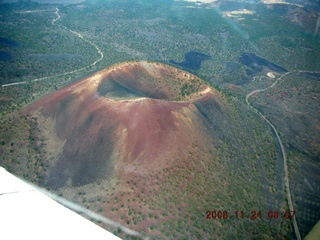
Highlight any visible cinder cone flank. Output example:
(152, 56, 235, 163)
(25, 61, 216, 189)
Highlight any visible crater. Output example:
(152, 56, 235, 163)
(98, 79, 146, 101)
(94, 61, 211, 102)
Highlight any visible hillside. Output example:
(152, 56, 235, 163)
(1, 61, 291, 239)
(24, 61, 214, 189)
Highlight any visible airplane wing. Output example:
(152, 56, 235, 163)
(0, 167, 121, 240)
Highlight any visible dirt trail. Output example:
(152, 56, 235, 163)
(2, 8, 104, 88)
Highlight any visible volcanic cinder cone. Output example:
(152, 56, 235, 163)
(25, 61, 219, 189)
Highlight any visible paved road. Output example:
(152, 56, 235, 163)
(246, 72, 301, 240)
(0, 7, 303, 239)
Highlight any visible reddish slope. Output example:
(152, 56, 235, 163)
(25, 61, 215, 189)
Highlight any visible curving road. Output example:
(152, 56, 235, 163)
(0, 7, 303, 239)
(1, 8, 104, 88)
(246, 72, 301, 240)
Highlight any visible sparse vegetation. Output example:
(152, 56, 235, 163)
(0, 1, 319, 239)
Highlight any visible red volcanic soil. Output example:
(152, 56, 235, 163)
(25, 61, 215, 189)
